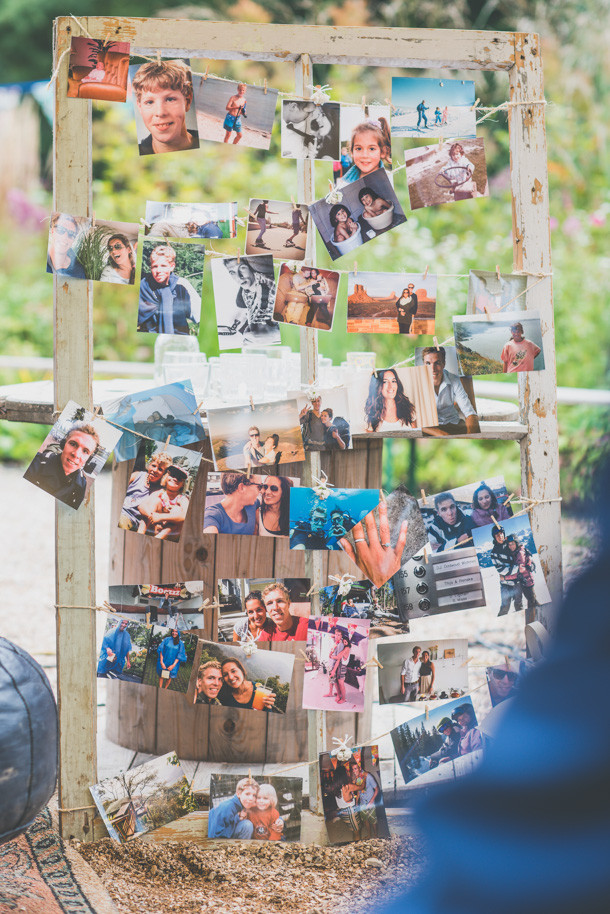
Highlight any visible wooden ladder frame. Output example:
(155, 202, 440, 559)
(52, 16, 561, 839)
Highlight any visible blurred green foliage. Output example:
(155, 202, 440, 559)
(1, 1, 609, 508)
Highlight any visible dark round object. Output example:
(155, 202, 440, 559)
(0, 638, 58, 845)
(416, 582, 429, 595)
(413, 565, 426, 578)
(418, 598, 431, 612)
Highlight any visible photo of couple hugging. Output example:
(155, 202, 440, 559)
(193, 638, 294, 712)
(228, 582, 309, 643)
(203, 472, 295, 537)
(320, 746, 389, 844)
(208, 774, 302, 841)
(274, 263, 338, 330)
(299, 395, 350, 451)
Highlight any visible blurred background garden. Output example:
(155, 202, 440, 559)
(0, 0, 608, 517)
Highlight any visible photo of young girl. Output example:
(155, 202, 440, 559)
(310, 169, 407, 261)
(405, 138, 489, 209)
(336, 106, 392, 187)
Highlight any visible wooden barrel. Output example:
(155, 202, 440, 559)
(105, 437, 383, 761)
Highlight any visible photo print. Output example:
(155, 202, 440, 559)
(467, 270, 528, 315)
(210, 254, 280, 350)
(145, 200, 238, 239)
(281, 100, 340, 160)
(192, 639, 295, 712)
(414, 345, 481, 437)
(310, 169, 407, 261)
(67, 37, 130, 102)
(46, 212, 90, 280)
(453, 311, 545, 376)
(46, 213, 140, 284)
(336, 104, 392, 187)
(377, 638, 469, 705)
(129, 59, 199, 156)
(108, 582, 205, 630)
(90, 752, 194, 844)
(207, 398, 305, 472)
(319, 745, 389, 844)
(393, 547, 486, 620)
(418, 476, 514, 553)
(486, 660, 530, 707)
(303, 618, 370, 713)
(319, 578, 411, 638)
(217, 578, 310, 643)
(203, 472, 300, 538)
(23, 399, 121, 511)
(391, 77, 476, 139)
(347, 270, 436, 335)
(101, 380, 206, 462)
(289, 487, 380, 551)
(192, 75, 278, 149)
(293, 388, 352, 452)
(117, 438, 203, 543)
(138, 239, 204, 336)
(340, 484, 428, 587)
(274, 263, 339, 331)
(391, 697, 483, 795)
(97, 617, 198, 694)
(208, 774, 302, 841)
(246, 199, 310, 260)
(347, 365, 438, 434)
(404, 138, 489, 209)
(471, 513, 552, 617)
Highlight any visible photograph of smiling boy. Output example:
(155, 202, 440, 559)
(453, 311, 545, 376)
(46, 212, 90, 279)
(130, 59, 199, 156)
(217, 578, 310, 643)
(138, 240, 204, 336)
(192, 639, 295, 713)
(192, 76, 278, 150)
(336, 105, 392, 187)
(24, 399, 121, 510)
(209, 774, 303, 842)
(281, 100, 341, 160)
(414, 346, 481, 437)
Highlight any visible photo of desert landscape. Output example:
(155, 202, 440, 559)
(347, 271, 436, 334)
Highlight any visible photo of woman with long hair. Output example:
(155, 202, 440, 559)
(470, 482, 513, 527)
(100, 233, 137, 285)
(256, 475, 293, 537)
(364, 368, 417, 432)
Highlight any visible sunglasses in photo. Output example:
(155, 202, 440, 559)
(491, 669, 519, 683)
(262, 483, 280, 492)
(167, 467, 188, 480)
(54, 224, 77, 239)
(108, 241, 127, 251)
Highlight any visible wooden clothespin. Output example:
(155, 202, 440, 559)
(420, 488, 427, 505)
(353, 261, 358, 277)
(384, 97, 397, 114)
(237, 247, 240, 264)
(165, 434, 171, 449)
(192, 400, 203, 415)
(299, 649, 309, 661)
(264, 78, 268, 95)
(471, 97, 480, 111)
(379, 488, 387, 504)
(92, 405, 101, 419)
(423, 264, 429, 280)
(249, 395, 255, 411)
(505, 655, 511, 669)
(203, 64, 209, 81)
(483, 305, 491, 320)
(423, 550, 429, 565)
(291, 195, 295, 205)
(433, 336, 440, 350)
(156, 50, 161, 64)
(361, 95, 366, 112)
(246, 461, 252, 479)
(328, 178, 334, 192)
(460, 656, 474, 667)
(491, 514, 501, 530)
(425, 704, 429, 720)
(248, 767, 252, 779)
(495, 264, 501, 281)
(366, 656, 383, 670)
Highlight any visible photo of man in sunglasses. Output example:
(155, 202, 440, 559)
(486, 661, 525, 706)
(46, 212, 87, 278)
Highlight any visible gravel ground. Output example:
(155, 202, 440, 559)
(78, 835, 424, 914)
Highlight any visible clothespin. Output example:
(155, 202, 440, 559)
(460, 656, 474, 667)
(305, 583, 318, 597)
(471, 97, 481, 111)
(92, 405, 101, 419)
(101, 600, 116, 614)
(248, 767, 252, 779)
(249, 395, 255, 411)
(433, 336, 440, 350)
(91, 211, 96, 229)
(156, 50, 161, 64)
(291, 195, 295, 205)
(496, 264, 501, 281)
(312, 470, 334, 500)
(299, 649, 309, 661)
(384, 97, 397, 114)
(237, 247, 240, 264)
(328, 178, 334, 193)
(264, 78, 267, 95)
(425, 704, 429, 720)
(483, 305, 491, 320)
(423, 264, 429, 280)
(420, 488, 428, 505)
(366, 656, 384, 670)
(165, 434, 171, 449)
(353, 261, 358, 277)
(242, 640, 257, 657)
(246, 460, 252, 479)
(192, 400, 203, 415)
(379, 488, 387, 504)
(491, 514, 501, 530)
(505, 655, 511, 669)
(361, 95, 366, 112)
(423, 550, 429, 565)
(203, 64, 209, 80)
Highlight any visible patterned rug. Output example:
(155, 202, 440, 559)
(0, 807, 117, 914)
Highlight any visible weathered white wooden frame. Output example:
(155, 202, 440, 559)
(53, 16, 561, 838)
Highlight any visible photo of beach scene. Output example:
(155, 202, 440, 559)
(347, 271, 436, 334)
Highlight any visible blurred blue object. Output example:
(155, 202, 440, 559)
(383, 497, 610, 913)
(0, 639, 58, 844)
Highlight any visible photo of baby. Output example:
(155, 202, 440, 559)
(208, 774, 302, 841)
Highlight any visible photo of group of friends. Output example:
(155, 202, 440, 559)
(90, 752, 194, 844)
(294, 389, 352, 451)
(289, 487, 380, 551)
(203, 472, 299, 538)
(347, 366, 438, 434)
(67, 37, 130, 102)
(319, 745, 389, 845)
(246, 199, 309, 260)
(209, 774, 302, 841)
(303, 618, 370, 713)
(192, 75, 279, 149)
(419, 476, 514, 553)
(101, 380, 206, 463)
(137, 239, 204, 336)
(453, 311, 545, 375)
(130, 60, 200, 156)
(108, 582, 205, 629)
(392, 547, 486, 620)
(217, 578, 310, 643)
(118, 439, 202, 543)
(391, 696, 483, 792)
(23, 400, 121, 511)
(347, 270, 436, 335)
(97, 617, 197, 694)
(145, 200, 238, 239)
(404, 137, 489, 210)
(207, 397, 305, 471)
(310, 169, 407, 260)
(334, 105, 392, 188)
(210, 253, 280, 350)
(281, 100, 341, 160)
(340, 484, 428, 588)
(274, 263, 339, 330)
(46, 213, 139, 284)
(413, 346, 481, 437)
(391, 77, 477, 139)
(377, 638, 469, 705)
(467, 269, 528, 315)
(193, 639, 294, 713)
